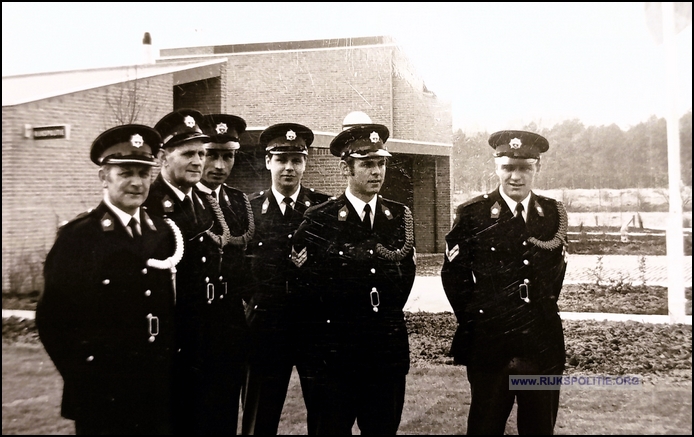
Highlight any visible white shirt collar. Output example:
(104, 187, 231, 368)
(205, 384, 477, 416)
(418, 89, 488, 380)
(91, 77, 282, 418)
(163, 177, 193, 202)
(345, 189, 377, 220)
(271, 186, 300, 210)
(196, 182, 220, 200)
(272, 186, 301, 205)
(499, 189, 531, 219)
(103, 195, 140, 227)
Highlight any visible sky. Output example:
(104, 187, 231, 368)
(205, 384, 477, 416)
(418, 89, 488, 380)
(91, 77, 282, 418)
(2, 2, 692, 133)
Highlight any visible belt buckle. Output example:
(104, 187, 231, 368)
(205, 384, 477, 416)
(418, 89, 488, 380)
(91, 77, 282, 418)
(519, 283, 530, 303)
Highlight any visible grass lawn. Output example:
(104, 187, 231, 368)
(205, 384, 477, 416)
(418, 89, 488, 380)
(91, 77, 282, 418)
(3, 340, 691, 435)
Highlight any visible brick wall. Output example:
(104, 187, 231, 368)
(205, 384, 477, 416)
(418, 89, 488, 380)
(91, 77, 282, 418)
(2, 76, 173, 291)
(174, 77, 222, 114)
(3, 38, 453, 291)
(177, 47, 396, 132)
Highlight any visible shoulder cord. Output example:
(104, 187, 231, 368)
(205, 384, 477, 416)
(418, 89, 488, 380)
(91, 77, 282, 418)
(204, 193, 231, 248)
(527, 201, 568, 251)
(146, 218, 184, 270)
(228, 193, 255, 246)
(375, 206, 415, 262)
(205, 193, 255, 247)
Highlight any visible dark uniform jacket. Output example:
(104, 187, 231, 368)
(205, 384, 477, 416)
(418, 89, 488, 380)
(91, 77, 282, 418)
(244, 186, 331, 360)
(36, 202, 177, 432)
(292, 194, 417, 375)
(441, 188, 569, 372)
(144, 175, 249, 433)
(194, 183, 255, 324)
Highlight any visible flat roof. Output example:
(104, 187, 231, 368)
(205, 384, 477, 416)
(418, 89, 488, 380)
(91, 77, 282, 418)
(2, 59, 226, 107)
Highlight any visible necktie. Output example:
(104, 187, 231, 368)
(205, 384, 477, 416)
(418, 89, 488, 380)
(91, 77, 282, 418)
(362, 204, 372, 230)
(515, 202, 525, 223)
(128, 217, 140, 239)
(282, 197, 293, 218)
(183, 195, 196, 223)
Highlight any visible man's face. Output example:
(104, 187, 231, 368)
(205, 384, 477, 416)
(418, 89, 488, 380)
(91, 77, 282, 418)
(201, 148, 236, 189)
(159, 140, 206, 189)
(265, 153, 306, 194)
(495, 158, 540, 202)
(99, 164, 152, 215)
(343, 157, 387, 200)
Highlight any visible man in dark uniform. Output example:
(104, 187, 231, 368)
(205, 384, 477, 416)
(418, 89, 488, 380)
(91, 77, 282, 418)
(441, 130, 569, 435)
(291, 123, 417, 435)
(242, 123, 331, 435)
(144, 108, 235, 434)
(194, 113, 255, 434)
(36, 124, 181, 435)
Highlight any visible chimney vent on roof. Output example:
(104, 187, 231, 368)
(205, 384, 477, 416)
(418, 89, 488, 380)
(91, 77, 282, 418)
(142, 32, 154, 65)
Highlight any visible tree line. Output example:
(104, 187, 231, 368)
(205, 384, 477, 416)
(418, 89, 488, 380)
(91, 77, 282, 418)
(451, 111, 692, 193)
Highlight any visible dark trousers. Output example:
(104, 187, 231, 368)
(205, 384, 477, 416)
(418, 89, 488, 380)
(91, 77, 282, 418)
(75, 418, 173, 435)
(241, 360, 317, 435)
(312, 369, 407, 435)
(174, 361, 246, 435)
(466, 359, 561, 435)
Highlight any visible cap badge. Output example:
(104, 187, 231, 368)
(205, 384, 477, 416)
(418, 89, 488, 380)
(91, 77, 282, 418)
(183, 115, 196, 128)
(370, 131, 380, 143)
(286, 130, 297, 141)
(216, 122, 228, 135)
(509, 138, 522, 149)
(130, 134, 144, 148)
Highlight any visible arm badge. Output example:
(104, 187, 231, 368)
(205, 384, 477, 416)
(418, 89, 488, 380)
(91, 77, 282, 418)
(445, 242, 459, 262)
(291, 246, 308, 267)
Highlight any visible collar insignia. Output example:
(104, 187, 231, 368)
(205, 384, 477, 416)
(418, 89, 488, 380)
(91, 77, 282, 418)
(338, 206, 349, 221)
(490, 201, 501, 218)
(162, 196, 174, 213)
(535, 203, 544, 217)
(100, 213, 115, 232)
(262, 197, 270, 214)
(142, 211, 156, 231)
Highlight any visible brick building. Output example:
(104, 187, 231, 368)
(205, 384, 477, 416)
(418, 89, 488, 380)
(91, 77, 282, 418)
(2, 35, 452, 292)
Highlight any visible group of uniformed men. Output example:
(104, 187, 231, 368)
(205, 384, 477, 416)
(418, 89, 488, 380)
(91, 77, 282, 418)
(36, 107, 568, 435)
